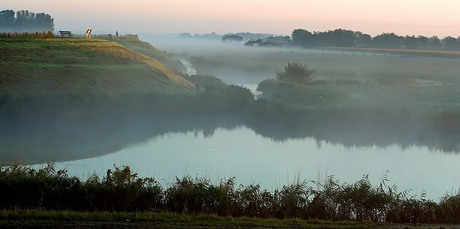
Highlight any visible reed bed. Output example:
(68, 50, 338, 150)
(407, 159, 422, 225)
(0, 164, 459, 224)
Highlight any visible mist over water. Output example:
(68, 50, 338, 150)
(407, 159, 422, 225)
(55, 127, 458, 202)
(2, 33, 460, 202)
(130, 35, 460, 200)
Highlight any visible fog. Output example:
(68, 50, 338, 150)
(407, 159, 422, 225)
(2, 34, 460, 163)
(2, 33, 460, 202)
(141, 34, 460, 109)
(140, 34, 275, 86)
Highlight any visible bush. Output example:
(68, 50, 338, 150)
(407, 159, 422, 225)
(276, 62, 314, 84)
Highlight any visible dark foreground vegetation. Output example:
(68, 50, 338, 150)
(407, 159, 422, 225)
(0, 164, 459, 225)
(0, 210, 375, 229)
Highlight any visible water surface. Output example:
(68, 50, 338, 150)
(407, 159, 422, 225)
(56, 126, 459, 202)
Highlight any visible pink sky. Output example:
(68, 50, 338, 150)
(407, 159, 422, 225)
(3, 0, 460, 37)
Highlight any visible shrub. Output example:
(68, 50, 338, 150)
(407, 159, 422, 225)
(276, 62, 314, 84)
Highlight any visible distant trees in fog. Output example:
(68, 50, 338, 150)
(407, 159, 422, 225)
(244, 35, 291, 47)
(179, 32, 221, 40)
(222, 34, 243, 43)
(292, 29, 369, 48)
(0, 9, 54, 32)
(291, 28, 460, 50)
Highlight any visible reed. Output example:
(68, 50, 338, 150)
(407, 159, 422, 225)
(1, 164, 459, 224)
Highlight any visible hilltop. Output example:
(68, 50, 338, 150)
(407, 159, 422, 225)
(0, 36, 195, 96)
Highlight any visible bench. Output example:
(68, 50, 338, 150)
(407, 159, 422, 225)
(59, 31, 72, 37)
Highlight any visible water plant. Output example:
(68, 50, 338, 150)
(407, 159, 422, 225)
(1, 164, 459, 224)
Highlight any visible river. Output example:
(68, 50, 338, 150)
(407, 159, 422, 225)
(13, 35, 460, 202)
(54, 126, 459, 202)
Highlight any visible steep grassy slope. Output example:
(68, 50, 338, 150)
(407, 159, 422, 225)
(115, 36, 186, 72)
(0, 38, 195, 96)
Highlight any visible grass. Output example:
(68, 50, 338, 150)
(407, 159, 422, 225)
(257, 78, 460, 112)
(115, 36, 186, 72)
(0, 37, 195, 96)
(0, 210, 376, 228)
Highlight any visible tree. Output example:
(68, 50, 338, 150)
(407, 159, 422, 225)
(293, 29, 363, 48)
(276, 62, 314, 84)
(353, 32, 372, 47)
(442, 36, 459, 50)
(291, 29, 314, 47)
(15, 10, 33, 30)
(372, 33, 405, 48)
(222, 34, 243, 43)
(428, 36, 442, 50)
(331, 29, 355, 47)
(179, 32, 193, 38)
(290, 27, 460, 51)
(0, 9, 54, 32)
(416, 36, 429, 49)
(0, 10, 15, 28)
(244, 39, 263, 46)
(34, 13, 54, 31)
(404, 35, 417, 49)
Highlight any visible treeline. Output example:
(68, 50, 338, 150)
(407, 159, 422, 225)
(221, 34, 243, 42)
(0, 9, 54, 32)
(1, 164, 459, 224)
(292, 28, 460, 50)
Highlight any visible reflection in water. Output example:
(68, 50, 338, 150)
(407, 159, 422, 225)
(2, 110, 460, 201)
(2, 109, 460, 164)
(56, 126, 459, 202)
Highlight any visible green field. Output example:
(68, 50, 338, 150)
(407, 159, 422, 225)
(0, 37, 194, 96)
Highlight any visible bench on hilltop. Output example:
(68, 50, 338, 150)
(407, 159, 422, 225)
(59, 31, 72, 37)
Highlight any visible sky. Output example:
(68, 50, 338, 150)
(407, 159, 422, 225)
(3, 0, 460, 37)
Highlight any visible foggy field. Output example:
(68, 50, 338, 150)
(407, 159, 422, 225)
(143, 35, 460, 111)
(142, 36, 460, 82)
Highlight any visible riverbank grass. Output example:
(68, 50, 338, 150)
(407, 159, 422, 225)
(0, 209, 376, 228)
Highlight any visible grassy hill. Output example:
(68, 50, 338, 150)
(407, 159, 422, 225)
(0, 37, 195, 96)
(115, 36, 186, 72)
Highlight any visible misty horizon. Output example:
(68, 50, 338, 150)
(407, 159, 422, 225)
(3, 0, 460, 38)
(2, 1, 460, 224)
